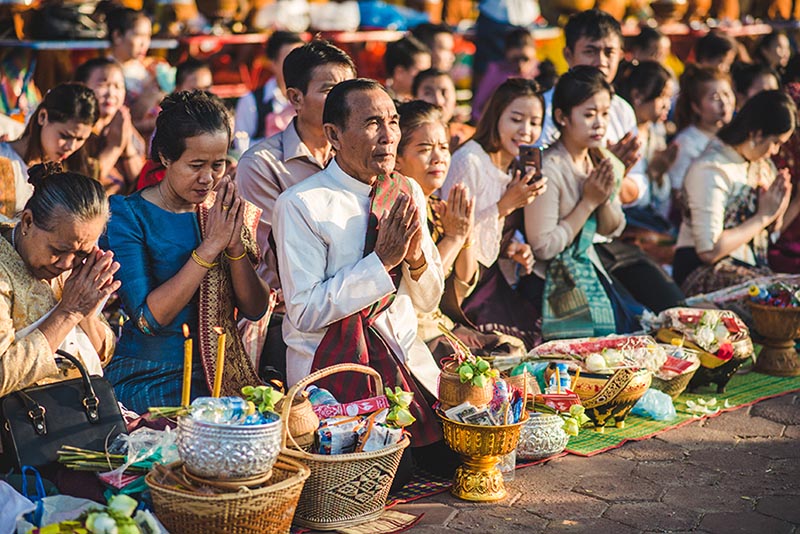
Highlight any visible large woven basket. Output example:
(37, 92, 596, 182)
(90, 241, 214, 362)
(145, 456, 310, 534)
(282, 363, 410, 531)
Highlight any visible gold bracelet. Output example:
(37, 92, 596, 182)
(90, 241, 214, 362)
(462, 239, 474, 250)
(224, 249, 248, 261)
(408, 257, 428, 277)
(191, 249, 218, 269)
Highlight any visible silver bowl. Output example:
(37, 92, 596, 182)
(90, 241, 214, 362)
(177, 413, 282, 479)
(517, 413, 569, 460)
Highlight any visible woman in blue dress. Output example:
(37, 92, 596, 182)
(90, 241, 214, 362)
(102, 91, 268, 413)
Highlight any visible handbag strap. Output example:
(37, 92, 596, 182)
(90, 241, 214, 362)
(14, 349, 102, 436)
(15, 350, 102, 434)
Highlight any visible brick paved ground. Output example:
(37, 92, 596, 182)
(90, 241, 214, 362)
(396, 392, 800, 533)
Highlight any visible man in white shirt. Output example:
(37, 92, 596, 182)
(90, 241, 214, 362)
(273, 79, 445, 446)
(236, 40, 356, 376)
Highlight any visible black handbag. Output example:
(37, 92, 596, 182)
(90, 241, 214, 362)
(0, 350, 126, 471)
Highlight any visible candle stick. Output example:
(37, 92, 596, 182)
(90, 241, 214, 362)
(554, 366, 561, 394)
(571, 367, 581, 392)
(212, 326, 226, 398)
(181, 324, 192, 407)
(117, 314, 125, 340)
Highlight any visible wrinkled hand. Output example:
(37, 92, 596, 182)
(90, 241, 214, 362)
(758, 169, 791, 224)
(441, 183, 475, 241)
(505, 242, 534, 275)
(201, 178, 241, 258)
(648, 143, 679, 186)
(374, 194, 420, 271)
(59, 248, 121, 319)
(497, 169, 548, 217)
(583, 157, 615, 208)
(608, 132, 641, 172)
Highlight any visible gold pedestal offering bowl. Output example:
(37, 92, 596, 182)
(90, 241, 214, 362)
(439, 411, 528, 502)
(569, 368, 652, 432)
(749, 302, 800, 377)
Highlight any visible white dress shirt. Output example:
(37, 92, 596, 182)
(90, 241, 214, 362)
(273, 158, 445, 394)
(440, 140, 511, 267)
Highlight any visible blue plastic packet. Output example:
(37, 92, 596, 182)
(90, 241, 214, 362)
(631, 389, 677, 421)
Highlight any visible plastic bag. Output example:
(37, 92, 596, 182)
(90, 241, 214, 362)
(106, 427, 179, 487)
(631, 389, 677, 421)
(0, 481, 34, 534)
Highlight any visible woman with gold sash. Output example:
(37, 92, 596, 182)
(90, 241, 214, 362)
(0, 163, 118, 398)
(102, 91, 267, 413)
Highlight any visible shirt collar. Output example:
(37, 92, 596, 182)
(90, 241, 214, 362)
(283, 119, 323, 167)
(326, 158, 374, 197)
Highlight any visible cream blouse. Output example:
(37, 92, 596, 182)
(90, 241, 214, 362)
(441, 140, 511, 268)
(0, 233, 115, 397)
(524, 141, 627, 279)
(676, 138, 775, 265)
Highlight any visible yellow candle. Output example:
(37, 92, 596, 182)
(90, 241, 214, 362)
(554, 366, 561, 394)
(181, 324, 192, 407)
(212, 327, 226, 398)
(571, 367, 581, 392)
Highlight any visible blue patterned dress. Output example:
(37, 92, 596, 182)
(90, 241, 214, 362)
(101, 192, 210, 413)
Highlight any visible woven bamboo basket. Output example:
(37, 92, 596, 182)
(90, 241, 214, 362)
(145, 456, 310, 534)
(276, 394, 319, 450)
(281, 363, 410, 531)
(651, 346, 702, 400)
(438, 360, 494, 410)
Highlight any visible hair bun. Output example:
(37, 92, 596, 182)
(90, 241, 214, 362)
(27, 162, 63, 188)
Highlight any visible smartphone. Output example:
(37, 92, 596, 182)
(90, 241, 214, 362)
(513, 144, 543, 183)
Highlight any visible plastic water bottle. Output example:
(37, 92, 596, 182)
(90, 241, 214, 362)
(190, 397, 250, 424)
(306, 385, 338, 407)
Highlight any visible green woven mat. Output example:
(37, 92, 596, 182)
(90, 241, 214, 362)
(565, 370, 800, 456)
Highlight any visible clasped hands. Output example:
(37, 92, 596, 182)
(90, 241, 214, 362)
(374, 194, 425, 274)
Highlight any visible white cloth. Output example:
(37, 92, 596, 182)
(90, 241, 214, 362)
(667, 125, 712, 190)
(273, 158, 445, 394)
(440, 140, 510, 267)
(0, 142, 30, 216)
(234, 78, 290, 147)
(626, 122, 671, 213)
(0, 481, 33, 534)
(14, 303, 105, 377)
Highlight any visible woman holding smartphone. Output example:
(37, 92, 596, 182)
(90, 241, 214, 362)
(440, 78, 547, 346)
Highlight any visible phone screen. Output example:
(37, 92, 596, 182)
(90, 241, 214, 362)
(517, 145, 543, 183)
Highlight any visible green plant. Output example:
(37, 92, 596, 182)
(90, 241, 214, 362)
(456, 356, 499, 388)
(241, 385, 284, 414)
(438, 324, 498, 387)
(384, 386, 416, 428)
(560, 404, 590, 436)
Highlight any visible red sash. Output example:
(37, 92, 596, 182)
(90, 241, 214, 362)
(310, 172, 442, 447)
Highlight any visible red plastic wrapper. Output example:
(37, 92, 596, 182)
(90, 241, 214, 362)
(312, 395, 391, 419)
